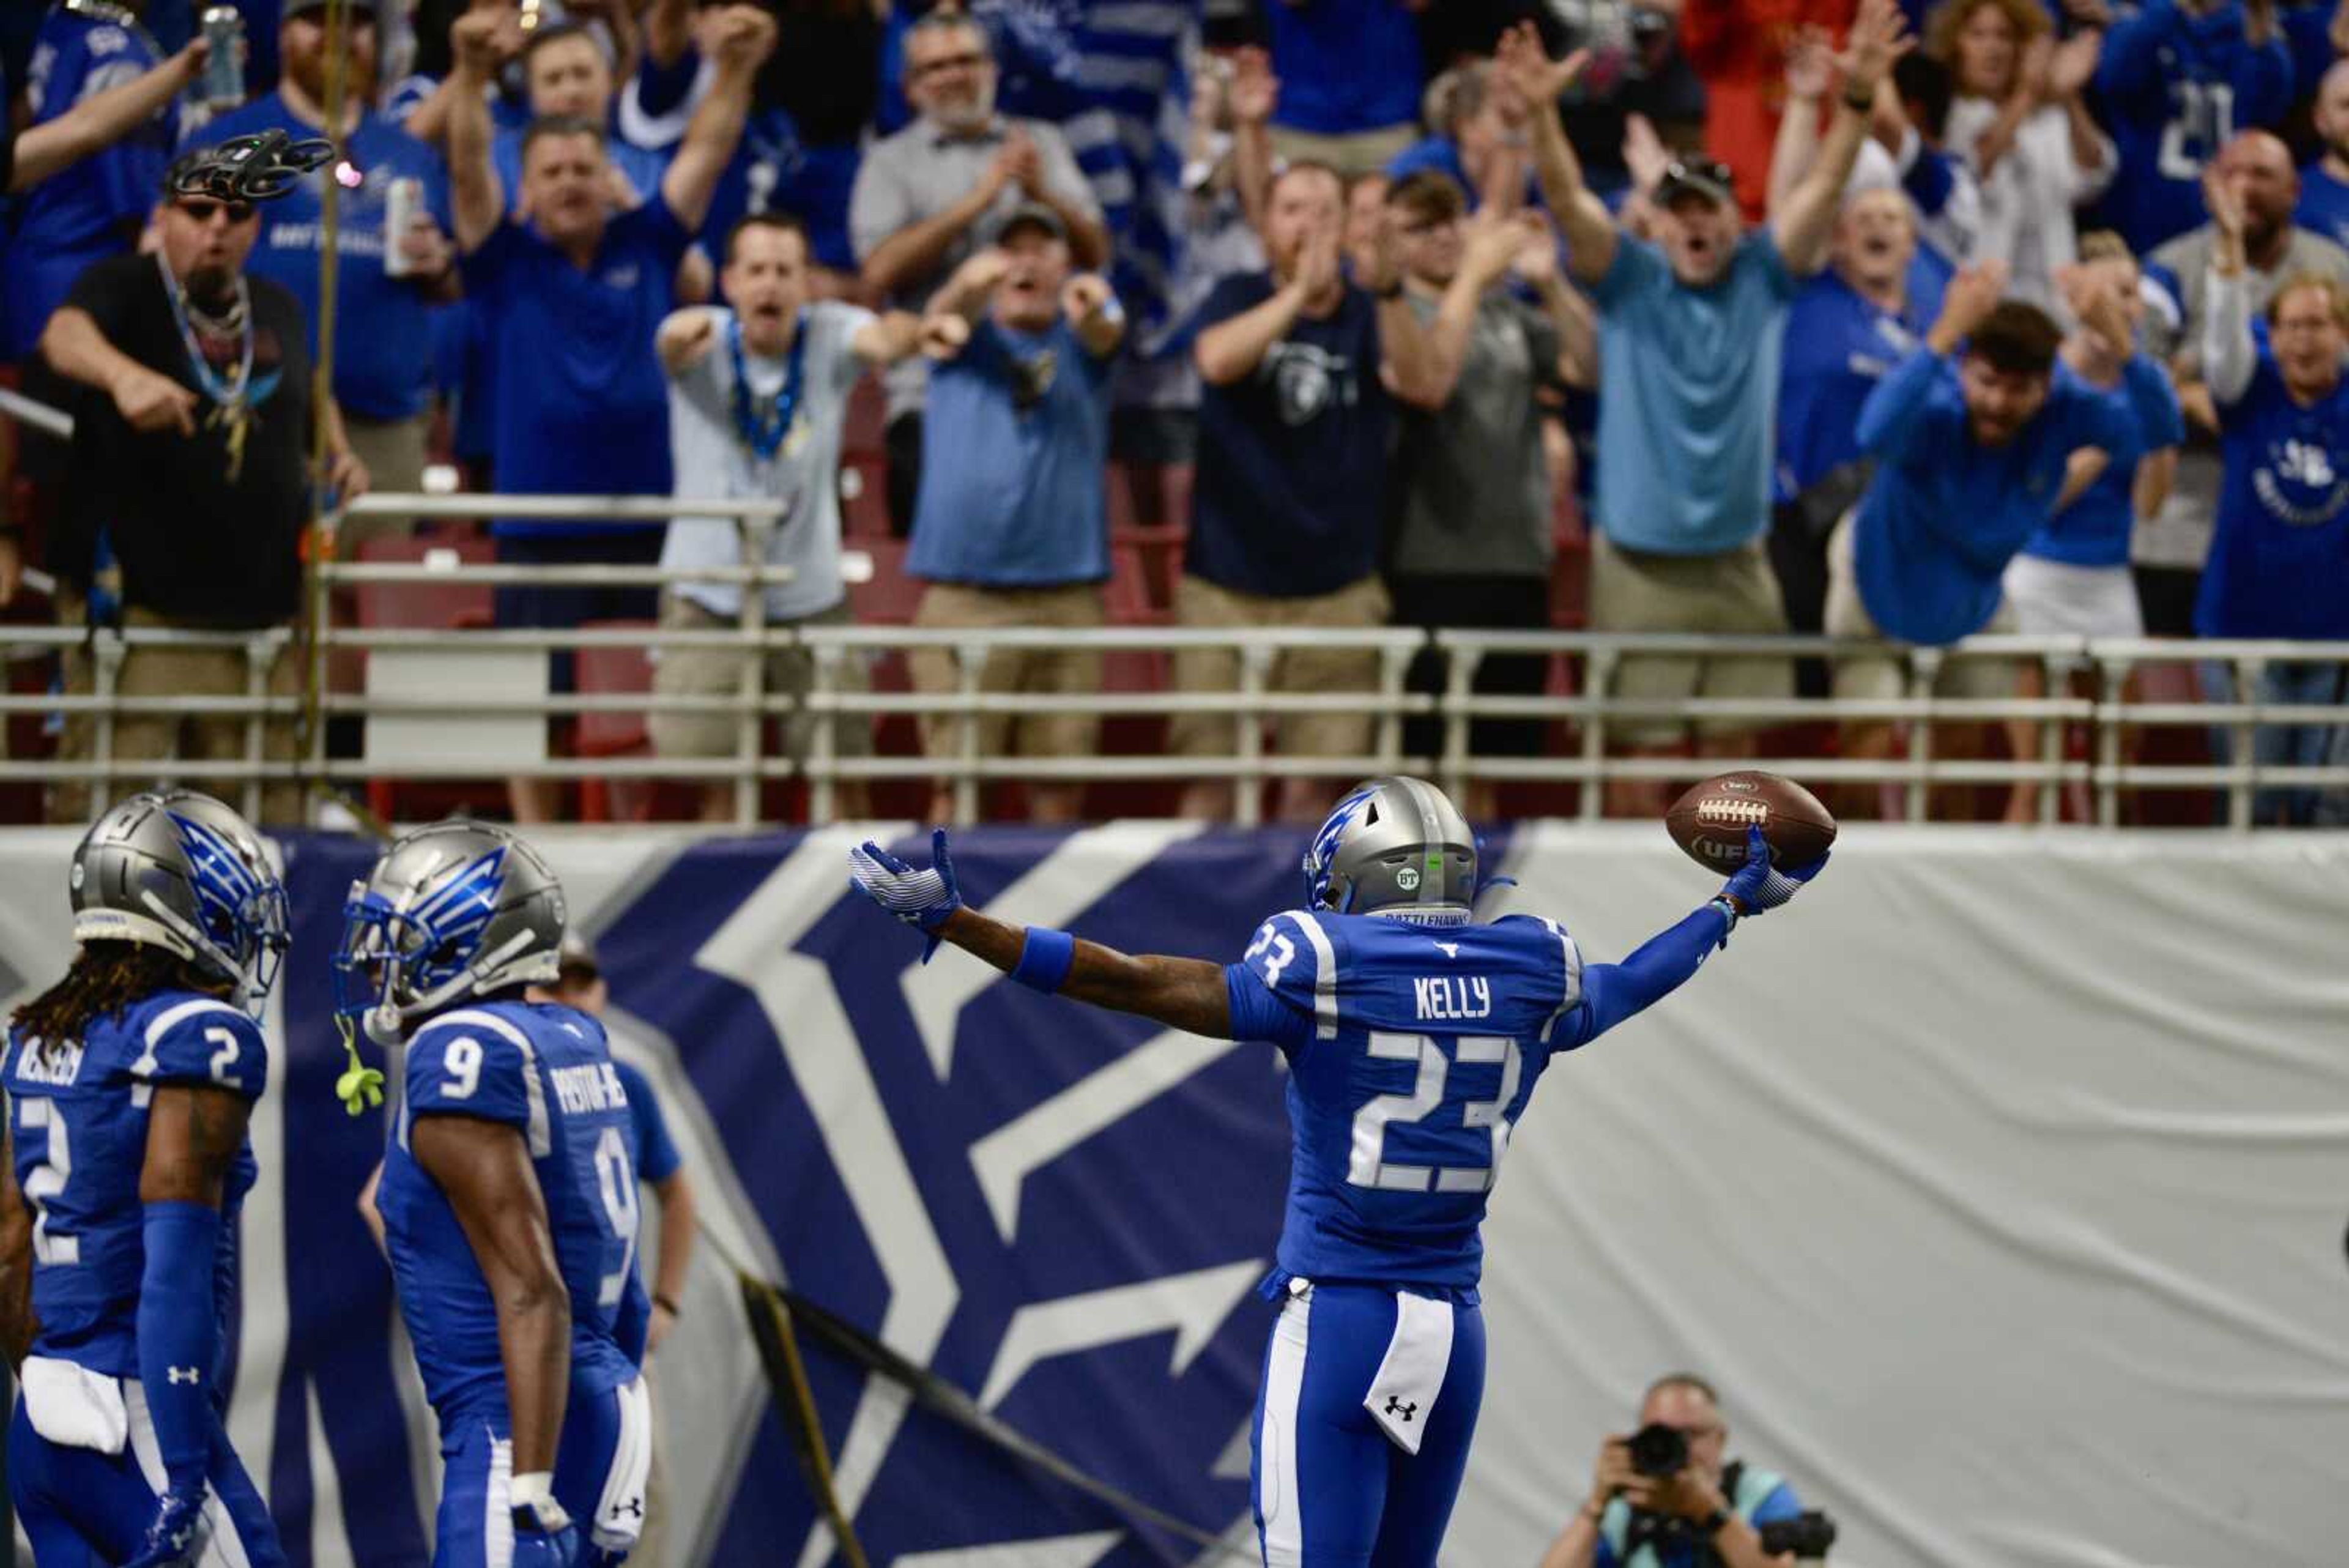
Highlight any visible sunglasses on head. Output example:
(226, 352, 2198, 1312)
(1662, 159, 1733, 188)
(178, 197, 258, 225)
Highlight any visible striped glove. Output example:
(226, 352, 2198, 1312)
(848, 828, 963, 962)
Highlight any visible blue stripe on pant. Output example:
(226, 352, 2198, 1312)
(433, 1380, 642, 1566)
(9, 1383, 286, 1567)
(1250, 1283, 1488, 1568)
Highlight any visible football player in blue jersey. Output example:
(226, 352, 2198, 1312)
(849, 775, 1825, 1568)
(336, 822, 653, 1566)
(0, 789, 289, 1567)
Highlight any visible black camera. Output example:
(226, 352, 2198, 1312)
(1626, 1421, 1688, 1478)
(1757, 1511, 1838, 1558)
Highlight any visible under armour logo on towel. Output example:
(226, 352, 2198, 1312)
(617, 1497, 644, 1518)
(167, 1365, 202, 1386)
(1383, 1396, 1417, 1422)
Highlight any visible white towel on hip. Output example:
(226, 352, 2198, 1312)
(1362, 1291, 1454, 1455)
(20, 1355, 128, 1455)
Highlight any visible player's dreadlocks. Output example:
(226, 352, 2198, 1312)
(13, 941, 225, 1063)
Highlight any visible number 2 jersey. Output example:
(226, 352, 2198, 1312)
(1, 992, 264, 1379)
(378, 1001, 642, 1433)
(1225, 910, 1591, 1292)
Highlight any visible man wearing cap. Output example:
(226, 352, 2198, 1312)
(195, 0, 456, 554)
(850, 11, 1107, 535)
(905, 204, 1123, 824)
(1498, 0, 1910, 817)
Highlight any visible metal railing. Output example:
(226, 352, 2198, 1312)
(10, 492, 2347, 829)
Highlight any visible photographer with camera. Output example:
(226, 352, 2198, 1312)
(1540, 1373, 1833, 1568)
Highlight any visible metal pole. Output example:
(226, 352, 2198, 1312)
(93, 633, 125, 820)
(1235, 644, 1269, 828)
(1579, 646, 1612, 822)
(1906, 649, 1939, 823)
(2096, 655, 2127, 828)
(733, 521, 770, 828)
(954, 639, 985, 825)
(2231, 656, 2259, 830)
(1438, 642, 1479, 808)
(295, 0, 354, 821)
(242, 634, 271, 823)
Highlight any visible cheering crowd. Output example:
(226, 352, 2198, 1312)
(2, 0, 2348, 828)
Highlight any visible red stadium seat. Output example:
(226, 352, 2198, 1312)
(353, 533, 495, 631)
(843, 373, 887, 459)
(846, 537, 926, 625)
(573, 620, 658, 822)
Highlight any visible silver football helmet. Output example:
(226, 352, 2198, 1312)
(70, 789, 289, 1011)
(1301, 775, 1478, 926)
(333, 820, 566, 1044)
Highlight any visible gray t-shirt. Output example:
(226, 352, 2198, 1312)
(660, 300, 876, 621)
(1387, 289, 1562, 579)
(848, 114, 1101, 422)
(2138, 223, 2349, 569)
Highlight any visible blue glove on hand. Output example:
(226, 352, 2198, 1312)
(124, 1488, 210, 1568)
(848, 828, 963, 962)
(510, 1498, 582, 1567)
(1720, 827, 1828, 917)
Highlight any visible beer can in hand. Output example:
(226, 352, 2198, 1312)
(199, 8, 245, 110)
(382, 176, 425, 278)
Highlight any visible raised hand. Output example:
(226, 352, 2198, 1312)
(1462, 207, 1529, 286)
(920, 311, 972, 360)
(1228, 46, 1278, 126)
(1620, 112, 1669, 196)
(1933, 258, 2009, 346)
(1718, 827, 1828, 918)
(1843, 0, 1913, 94)
(1784, 24, 1836, 100)
(848, 830, 965, 962)
(709, 4, 779, 73)
(1495, 21, 1588, 107)
(1508, 213, 1560, 284)
(449, 6, 510, 79)
(2047, 26, 2101, 100)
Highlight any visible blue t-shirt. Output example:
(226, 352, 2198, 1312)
(701, 110, 861, 273)
(907, 315, 1112, 586)
(1854, 347, 2136, 643)
(1222, 908, 1591, 1290)
(2090, 0, 2294, 254)
(188, 95, 452, 422)
(2, 992, 263, 1380)
(5, 6, 177, 359)
(1593, 233, 1800, 554)
(1265, 0, 1422, 136)
(611, 1057, 681, 1185)
(1775, 270, 1934, 503)
(2199, 351, 2349, 636)
(2022, 355, 2185, 568)
(461, 196, 695, 537)
(1191, 272, 1391, 598)
(2295, 163, 2349, 254)
(378, 1001, 642, 1431)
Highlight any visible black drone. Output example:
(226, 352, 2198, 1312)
(166, 131, 336, 204)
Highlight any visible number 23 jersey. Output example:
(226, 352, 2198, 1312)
(1225, 910, 1586, 1291)
(378, 1001, 643, 1430)
(2, 991, 264, 1379)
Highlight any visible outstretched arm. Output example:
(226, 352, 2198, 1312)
(1565, 829, 1826, 1049)
(14, 39, 205, 191)
(1772, 0, 1913, 276)
(852, 831, 1236, 1037)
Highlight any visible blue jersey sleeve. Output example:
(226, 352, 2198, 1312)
(1235, 910, 1338, 1041)
(132, 1000, 267, 1101)
(612, 1059, 681, 1184)
(405, 1016, 536, 1131)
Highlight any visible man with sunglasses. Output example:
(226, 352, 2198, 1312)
(850, 11, 1106, 534)
(37, 150, 368, 825)
(1497, 0, 1910, 818)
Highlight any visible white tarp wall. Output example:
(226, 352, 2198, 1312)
(0, 823, 2340, 1567)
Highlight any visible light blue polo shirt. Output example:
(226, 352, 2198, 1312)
(1592, 232, 1800, 555)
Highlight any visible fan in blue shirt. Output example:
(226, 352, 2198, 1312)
(1848, 270, 2135, 647)
(2090, 0, 2294, 255)
(339, 822, 653, 1565)
(849, 776, 1827, 1568)
(193, 28, 456, 426)
(2293, 61, 2349, 252)
(5, 1, 180, 360)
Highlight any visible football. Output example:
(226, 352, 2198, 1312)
(1664, 770, 1838, 873)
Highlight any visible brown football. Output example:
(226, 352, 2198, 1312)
(1664, 770, 1838, 873)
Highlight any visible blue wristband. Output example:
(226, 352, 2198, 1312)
(1011, 927, 1077, 993)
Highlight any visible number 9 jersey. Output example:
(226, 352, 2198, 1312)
(377, 1000, 644, 1432)
(1225, 908, 1586, 1291)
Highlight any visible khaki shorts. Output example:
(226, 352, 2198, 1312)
(49, 600, 302, 826)
(648, 594, 870, 761)
(908, 581, 1105, 760)
(1265, 124, 1419, 181)
(1168, 573, 1390, 762)
(335, 412, 431, 557)
(1825, 515, 2021, 702)
(1587, 532, 1792, 746)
